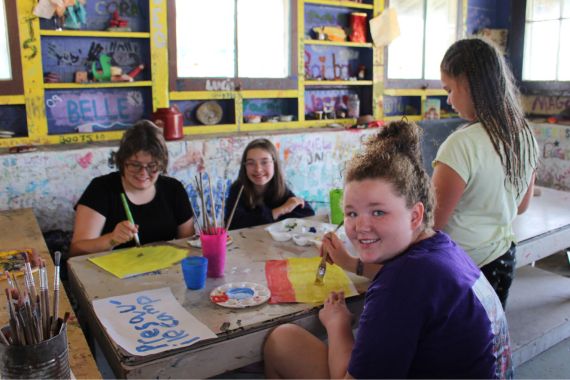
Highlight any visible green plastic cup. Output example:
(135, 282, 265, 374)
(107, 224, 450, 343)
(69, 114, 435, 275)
(329, 188, 344, 225)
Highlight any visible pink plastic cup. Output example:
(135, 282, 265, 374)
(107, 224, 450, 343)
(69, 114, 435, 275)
(200, 228, 227, 278)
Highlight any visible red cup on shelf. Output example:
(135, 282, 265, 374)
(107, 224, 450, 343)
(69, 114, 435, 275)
(200, 228, 227, 278)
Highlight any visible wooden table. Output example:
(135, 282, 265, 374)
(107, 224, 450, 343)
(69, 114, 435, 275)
(0, 208, 101, 379)
(514, 187, 570, 267)
(66, 186, 570, 379)
(67, 222, 370, 379)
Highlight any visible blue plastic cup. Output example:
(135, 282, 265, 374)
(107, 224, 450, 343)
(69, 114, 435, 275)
(181, 256, 208, 290)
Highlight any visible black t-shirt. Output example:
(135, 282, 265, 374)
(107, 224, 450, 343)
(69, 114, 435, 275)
(224, 180, 315, 230)
(76, 172, 193, 249)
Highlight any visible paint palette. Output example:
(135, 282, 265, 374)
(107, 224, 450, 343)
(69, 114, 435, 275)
(265, 218, 338, 246)
(0, 248, 37, 279)
(210, 282, 271, 309)
(187, 235, 233, 248)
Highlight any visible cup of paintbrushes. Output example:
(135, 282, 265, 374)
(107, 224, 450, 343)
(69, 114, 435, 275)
(0, 317, 70, 379)
(200, 228, 227, 278)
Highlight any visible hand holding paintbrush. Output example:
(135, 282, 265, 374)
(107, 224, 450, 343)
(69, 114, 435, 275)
(315, 221, 344, 284)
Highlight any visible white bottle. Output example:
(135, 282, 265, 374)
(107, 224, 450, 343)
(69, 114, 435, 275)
(347, 94, 360, 118)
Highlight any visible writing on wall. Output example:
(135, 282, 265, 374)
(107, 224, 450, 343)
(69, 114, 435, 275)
(0, 130, 375, 232)
(45, 88, 150, 134)
(523, 95, 570, 116)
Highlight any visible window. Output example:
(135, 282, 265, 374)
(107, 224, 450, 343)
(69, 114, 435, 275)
(0, 0, 11, 80)
(169, 0, 296, 91)
(522, 0, 569, 81)
(511, 0, 570, 92)
(0, 0, 23, 95)
(385, 0, 462, 88)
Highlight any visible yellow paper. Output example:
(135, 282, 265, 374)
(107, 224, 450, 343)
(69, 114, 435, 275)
(89, 245, 189, 279)
(288, 257, 358, 304)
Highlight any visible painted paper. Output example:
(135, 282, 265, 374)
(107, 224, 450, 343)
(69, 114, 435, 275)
(88, 245, 188, 279)
(92, 287, 217, 356)
(265, 257, 357, 304)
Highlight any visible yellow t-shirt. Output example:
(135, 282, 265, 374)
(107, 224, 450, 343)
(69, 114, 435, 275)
(433, 122, 538, 266)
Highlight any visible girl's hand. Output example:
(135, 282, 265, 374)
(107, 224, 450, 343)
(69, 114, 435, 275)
(109, 220, 139, 247)
(274, 197, 305, 219)
(321, 232, 351, 269)
(319, 291, 352, 330)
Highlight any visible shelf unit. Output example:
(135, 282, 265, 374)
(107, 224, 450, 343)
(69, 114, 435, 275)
(0, 0, 166, 147)
(1, 0, 382, 147)
(300, 0, 381, 124)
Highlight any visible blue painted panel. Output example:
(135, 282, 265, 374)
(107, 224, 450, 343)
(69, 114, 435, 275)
(41, 37, 150, 83)
(170, 100, 235, 126)
(243, 99, 297, 118)
(45, 87, 152, 134)
(305, 89, 361, 116)
(305, 45, 371, 81)
(39, 0, 149, 32)
(0, 105, 27, 137)
(304, 3, 372, 39)
(383, 96, 421, 117)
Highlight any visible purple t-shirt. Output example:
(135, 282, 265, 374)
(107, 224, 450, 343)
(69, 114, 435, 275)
(348, 231, 512, 379)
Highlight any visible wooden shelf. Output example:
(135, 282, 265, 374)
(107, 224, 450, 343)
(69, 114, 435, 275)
(304, 39, 373, 48)
(305, 80, 373, 86)
(0, 95, 25, 105)
(383, 115, 423, 122)
(304, 0, 373, 10)
(40, 30, 150, 38)
(44, 81, 153, 90)
(383, 89, 446, 96)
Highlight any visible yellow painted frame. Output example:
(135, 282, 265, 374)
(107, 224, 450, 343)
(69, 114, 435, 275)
(2, 0, 386, 146)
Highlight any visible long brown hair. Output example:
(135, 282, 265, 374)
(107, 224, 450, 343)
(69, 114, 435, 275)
(238, 138, 287, 208)
(346, 121, 434, 229)
(440, 37, 538, 195)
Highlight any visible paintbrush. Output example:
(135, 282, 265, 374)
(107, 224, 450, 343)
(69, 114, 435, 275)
(225, 185, 244, 230)
(207, 176, 218, 232)
(50, 251, 61, 337)
(315, 221, 344, 285)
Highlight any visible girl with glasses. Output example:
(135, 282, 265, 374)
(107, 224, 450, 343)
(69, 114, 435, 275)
(225, 138, 314, 230)
(70, 120, 195, 256)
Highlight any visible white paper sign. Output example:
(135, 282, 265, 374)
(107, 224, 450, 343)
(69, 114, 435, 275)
(93, 287, 217, 356)
(369, 8, 401, 47)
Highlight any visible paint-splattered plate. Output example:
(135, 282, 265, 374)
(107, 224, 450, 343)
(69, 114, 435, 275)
(188, 235, 233, 248)
(210, 282, 271, 308)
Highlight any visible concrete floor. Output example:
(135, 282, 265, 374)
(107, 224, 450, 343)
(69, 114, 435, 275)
(515, 251, 570, 379)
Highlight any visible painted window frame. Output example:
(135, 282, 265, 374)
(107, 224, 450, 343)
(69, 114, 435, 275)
(0, 0, 23, 96)
(510, 0, 570, 94)
(167, 0, 298, 92)
(383, 0, 464, 90)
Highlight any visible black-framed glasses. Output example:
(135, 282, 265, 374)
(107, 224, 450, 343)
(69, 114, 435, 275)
(125, 161, 161, 174)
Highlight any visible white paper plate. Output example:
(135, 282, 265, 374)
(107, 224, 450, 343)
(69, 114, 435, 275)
(187, 235, 233, 248)
(210, 282, 271, 308)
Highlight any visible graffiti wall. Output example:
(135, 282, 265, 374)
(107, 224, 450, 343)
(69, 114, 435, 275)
(0, 129, 374, 233)
(533, 123, 570, 191)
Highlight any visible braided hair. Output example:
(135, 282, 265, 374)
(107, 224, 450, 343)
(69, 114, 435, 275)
(440, 37, 538, 195)
(345, 121, 434, 229)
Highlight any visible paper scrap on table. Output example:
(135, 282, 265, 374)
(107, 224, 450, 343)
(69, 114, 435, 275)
(265, 257, 358, 304)
(33, 0, 56, 19)
(89, 245, 188, 279)
(369, 7, 400, 47)
(93, 287, 217, 356)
